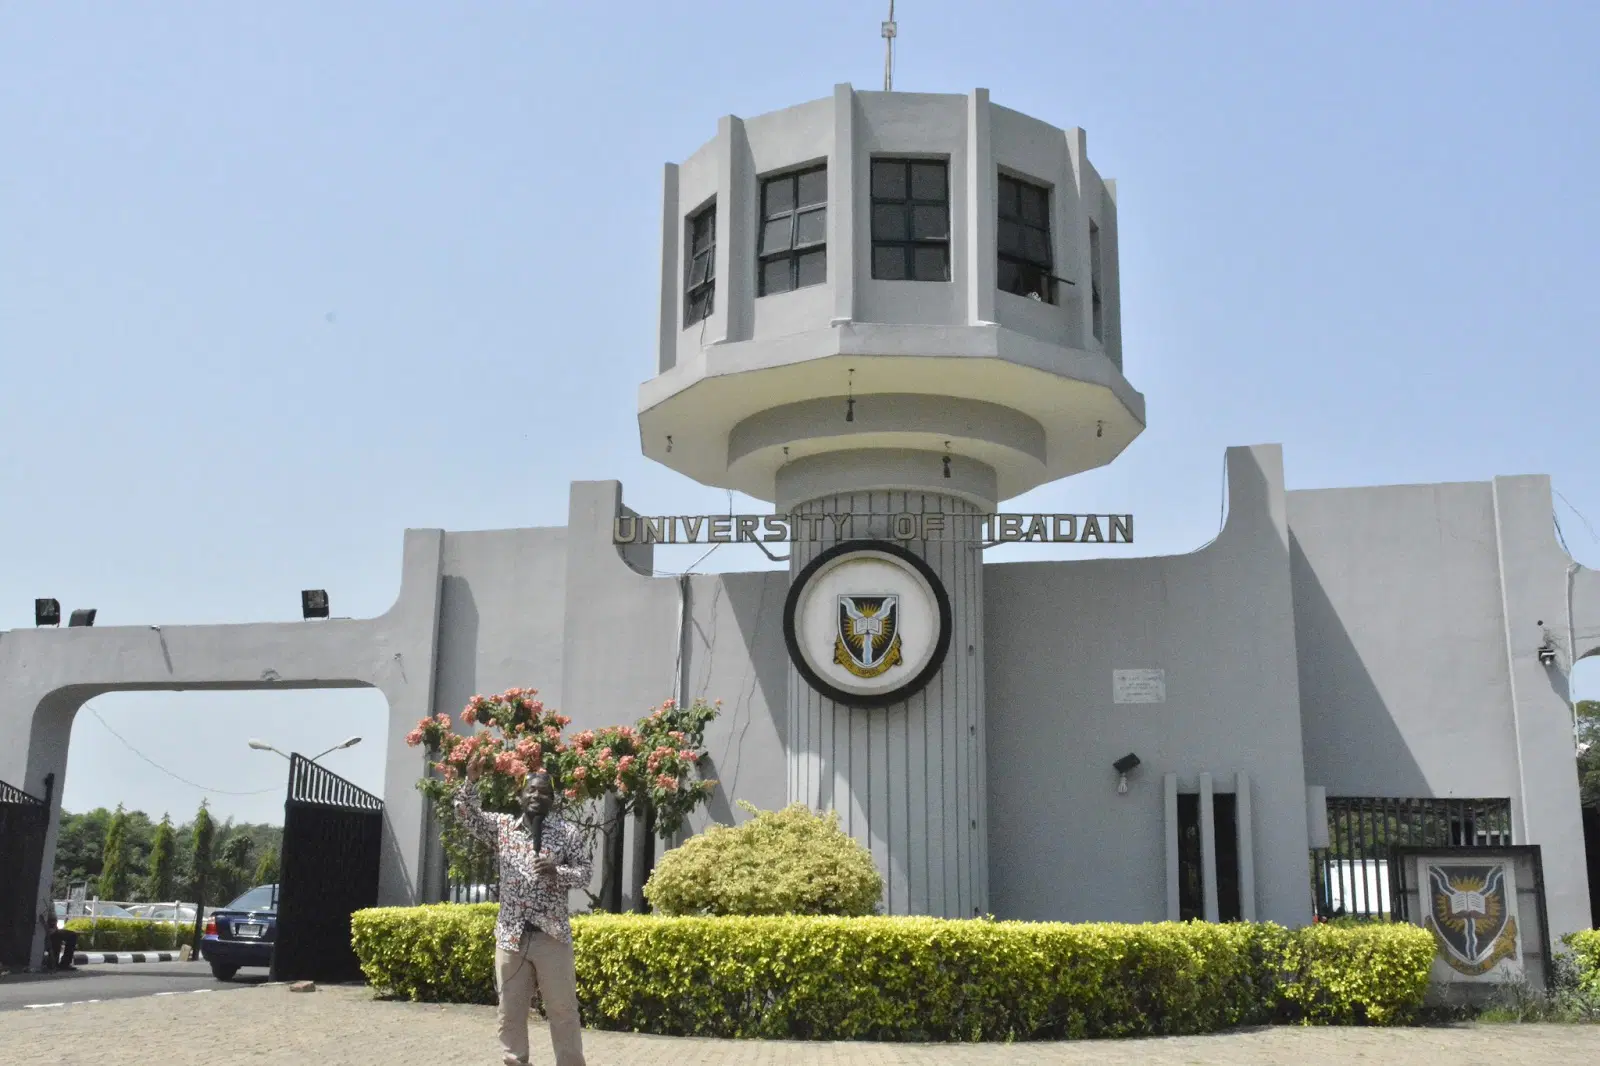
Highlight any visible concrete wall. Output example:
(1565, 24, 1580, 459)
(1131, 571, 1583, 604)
(1291, 476, 1593, 941)
(984, 445, 1312, 927)
(7, 456, 1589, 958)
(1290, 482, 1521, 799)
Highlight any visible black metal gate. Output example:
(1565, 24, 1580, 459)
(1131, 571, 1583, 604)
(0, 779, 50, 969)
(1583, 805, 1600, 928)
(1310, 796, 1512, 919)
(271, 754, 383, 983)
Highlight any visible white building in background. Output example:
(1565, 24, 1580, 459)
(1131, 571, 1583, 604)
(4, 85, 1597, 971)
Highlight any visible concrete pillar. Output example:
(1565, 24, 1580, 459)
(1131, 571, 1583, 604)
(785, 489, 987, 918)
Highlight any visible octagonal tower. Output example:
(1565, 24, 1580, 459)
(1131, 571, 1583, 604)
(638, 85, 1144, 917)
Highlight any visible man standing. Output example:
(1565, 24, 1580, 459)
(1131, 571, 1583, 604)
(42, 887, 78, 971)
(455, 762, 592, 1066)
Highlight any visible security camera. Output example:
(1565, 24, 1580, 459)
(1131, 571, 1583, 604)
(1536, 643, 1557, 666)
(1113, 753, 1140, 795)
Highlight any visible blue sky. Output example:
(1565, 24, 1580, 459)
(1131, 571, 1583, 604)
(2, 2, 1597, 826)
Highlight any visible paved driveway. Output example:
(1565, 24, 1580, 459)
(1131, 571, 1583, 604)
(1, 982, 1597, 1065)
(0, 960, 259, 1012)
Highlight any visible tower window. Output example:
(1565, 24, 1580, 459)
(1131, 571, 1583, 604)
(997, 174, 1055, 303)
(684, 199, 716, 326)
(870, 158, 950, 282)
(1089, 219, 1104, 342)
(758, 166, 827, 296)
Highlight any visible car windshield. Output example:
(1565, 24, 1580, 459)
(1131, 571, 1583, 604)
(226, 885, 277, 913)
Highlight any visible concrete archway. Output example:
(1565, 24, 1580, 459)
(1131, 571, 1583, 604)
(0, 529, 447, 970)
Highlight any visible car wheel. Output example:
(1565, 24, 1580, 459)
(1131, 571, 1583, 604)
(210, 962, 238, 981)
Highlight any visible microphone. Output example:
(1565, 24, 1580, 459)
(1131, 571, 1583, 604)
(531, 814, 545, 857)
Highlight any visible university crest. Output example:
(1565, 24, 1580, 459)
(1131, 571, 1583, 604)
(834, 594, 903, 679)
(1422, 863, 1519, 976)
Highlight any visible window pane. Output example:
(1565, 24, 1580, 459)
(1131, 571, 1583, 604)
(761, 257, 793, 296)
(691, 211, 714, 253)
(687, 254, 709, 286)
(998, 219, 1024, 257)
(797, 249, 826, 288)
(872, 160, 906, 200)
(911, 245, 948, 281)
(998, 177, 1021, 219)
(796, 167, 827, 208)
(794, 207, 826, 247)
(910, 161, 946, 201)
(997, 258, 1020, 294)
(763, 177, 795, 217)
(1023, 227, 1050, 265)
(686, 286, 713, 323)
(761, 217, 793, 255)
(1020, 184, 1048, 226)
(873, 245, 907, 280)
(911, 204, 948, 240)
(872, 203, 906, 241)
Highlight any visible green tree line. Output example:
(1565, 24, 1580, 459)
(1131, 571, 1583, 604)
(1578, 699, 1600, 809)
(52, 800, 282, 907)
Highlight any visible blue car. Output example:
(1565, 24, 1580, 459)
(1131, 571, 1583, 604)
(199, 884, 277, 981)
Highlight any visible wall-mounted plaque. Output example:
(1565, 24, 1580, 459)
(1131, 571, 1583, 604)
(1113, 669, 1166, 704)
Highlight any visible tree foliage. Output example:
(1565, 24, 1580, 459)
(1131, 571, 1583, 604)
(98, 805, 131, 901)
(52, 806, 283, 903)
(253, 845, 281, 887)
(1578, 700, 1600, 809)
(409, 689, 720, 898)
(189, 800, 215, 906)
(145, 814, 177, 901)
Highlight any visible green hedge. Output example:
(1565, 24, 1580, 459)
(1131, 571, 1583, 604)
(1569, 929, 1600, 996)
(351, 907, 1437, 1039)
(63, 919, 191, 951)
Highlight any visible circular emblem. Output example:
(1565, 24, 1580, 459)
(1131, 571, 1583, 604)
(782, 540, 952, 708)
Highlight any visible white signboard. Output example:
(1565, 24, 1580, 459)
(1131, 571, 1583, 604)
(1113, 669, 1166, 704)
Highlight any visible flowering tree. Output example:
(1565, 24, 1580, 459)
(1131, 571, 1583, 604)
(407, 688, 719, 902)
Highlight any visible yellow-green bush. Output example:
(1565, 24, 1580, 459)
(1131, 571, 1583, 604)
(1272, 920, 1435, 1025)
(63, 919, 190, 952)
(1569, 929, 1600, 997)
(643, 803, 883, 917)
(352, 908, 1437, 1039)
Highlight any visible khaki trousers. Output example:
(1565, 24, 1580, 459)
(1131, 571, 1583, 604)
(494, 927, 586, 1066)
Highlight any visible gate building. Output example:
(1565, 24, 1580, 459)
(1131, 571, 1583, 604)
(2, 85, 1596, 969)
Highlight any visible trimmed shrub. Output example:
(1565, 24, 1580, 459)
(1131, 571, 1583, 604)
(1272, 919, 1435, 1025)
(63, 919, 190, 951)
(351, 908, 1437, 1039)
(1569, 929, 1600, 997)
(352, 903, 499, 1005)
(643, 803, 883, 917)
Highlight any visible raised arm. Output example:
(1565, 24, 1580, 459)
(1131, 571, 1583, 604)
(452, 778, 504, 846)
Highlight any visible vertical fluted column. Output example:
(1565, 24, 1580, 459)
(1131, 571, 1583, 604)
(785, 490, 988, 918)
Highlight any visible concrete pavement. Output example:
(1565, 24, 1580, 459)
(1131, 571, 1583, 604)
(1, 981, 1598, 1065)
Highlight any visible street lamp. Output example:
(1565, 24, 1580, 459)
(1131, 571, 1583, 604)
(247, 736, 361, 763)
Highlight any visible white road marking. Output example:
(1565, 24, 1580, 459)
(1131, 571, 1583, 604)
(21, 988, 220, 1011)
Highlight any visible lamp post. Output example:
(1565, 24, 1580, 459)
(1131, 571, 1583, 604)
(247, 736, 362, 763)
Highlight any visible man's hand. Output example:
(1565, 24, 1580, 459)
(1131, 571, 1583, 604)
(530, 855, 558, 881)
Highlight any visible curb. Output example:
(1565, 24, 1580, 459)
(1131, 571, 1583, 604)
(72, 951, 184, 965)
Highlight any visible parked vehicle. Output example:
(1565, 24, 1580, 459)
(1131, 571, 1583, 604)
(54, 900, 138, 921)
(198, 884, 277, 981)
(127, 904, 199, 923)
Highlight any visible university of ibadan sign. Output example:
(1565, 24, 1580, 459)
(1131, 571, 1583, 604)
(613, 512, 1134, 545)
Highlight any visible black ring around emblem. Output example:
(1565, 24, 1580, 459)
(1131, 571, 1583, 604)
(782, 539, 953, 709)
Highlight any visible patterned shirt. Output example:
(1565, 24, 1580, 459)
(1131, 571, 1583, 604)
(454, 780, 593, 950)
